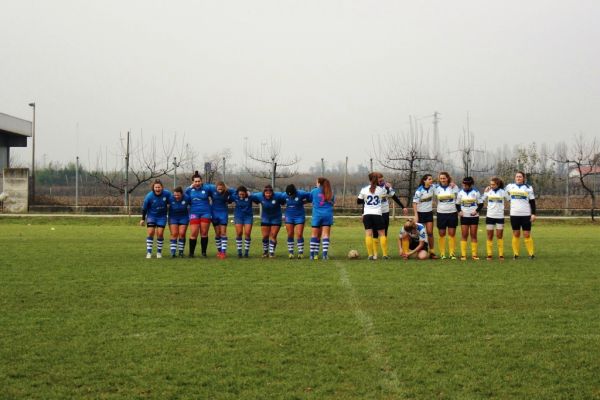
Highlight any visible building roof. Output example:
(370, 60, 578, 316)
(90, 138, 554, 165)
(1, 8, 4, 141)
(569, 165, 600, 178)
(0, 112, 32, 137)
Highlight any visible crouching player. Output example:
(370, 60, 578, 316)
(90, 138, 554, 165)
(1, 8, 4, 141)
(140, 179, 172, 259)
(168, 186, 190, 257)
(398, 219, 429, 260)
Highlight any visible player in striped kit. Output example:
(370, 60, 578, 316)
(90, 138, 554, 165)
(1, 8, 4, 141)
(140, 179, 172, 259)
(413, 174, 438, 258)
(434, 172, 459, 259)
(284, 184, 312, 259)
(310, 177, 335, 260)
(505, 171, 536, 259)
(456, 177, 484, 260)
(398, 219, 429, 260)
(358, 173, 389, 260)
(372, 173, 408, 257)
(231, 186, 256, 258)
(167, 186, 190, 257)
(253, 185, 287, 258)
(211, 182, 233, 259)
(482, 177, 510, 260)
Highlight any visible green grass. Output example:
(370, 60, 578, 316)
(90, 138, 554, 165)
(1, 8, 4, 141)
(1, 218, 599, 399)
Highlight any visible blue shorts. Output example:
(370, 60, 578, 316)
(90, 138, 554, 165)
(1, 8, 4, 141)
(285, 215, 306, 225)
(312, 214, 333, 227)
(261, 216, 282, 226)
(146, 216, 167, 228)
(234, 214, 254, 225)
(190, 212, 212, 220)
(212, 212, 229, 226)
(169, 216, 189, 226)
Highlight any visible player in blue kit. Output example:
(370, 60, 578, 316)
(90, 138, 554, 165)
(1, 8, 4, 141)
(253, 185, 286, 258)
(140, 179, 172, 259)
(310, 177, 335, 260)
(168, 186, 190, 257)
(231, 186, 256, 258)
(284, 184, 312, 259)
(211, 181, 233, 259)
(185, 172, 216, 257)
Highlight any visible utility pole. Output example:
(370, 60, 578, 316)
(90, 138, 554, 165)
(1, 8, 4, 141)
(124, 131, 130, 209)
(28, 102, 36, 205)
(370, 158, 373, 172)
(433, 111, 440, 156)
(342, 156, 348, 209)
(271, 159, 276, 188)
(222, 157, 226, 184)
(75, 156, 79, 210)
(172, 156, 179, 187)
(321, 158, 325, 176)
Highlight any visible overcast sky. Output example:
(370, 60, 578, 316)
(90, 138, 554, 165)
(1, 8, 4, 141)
(2, 0, 599, 172)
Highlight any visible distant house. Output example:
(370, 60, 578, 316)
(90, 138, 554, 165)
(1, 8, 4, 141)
(0, 112, 32, 170)
(569, 165, 600, 178)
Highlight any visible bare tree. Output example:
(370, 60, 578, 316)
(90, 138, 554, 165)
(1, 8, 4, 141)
(90, 131, 194, 205)
(244, 137, 300, 188)
(375, 118, 437, 205)
(554, 134, 599, 220)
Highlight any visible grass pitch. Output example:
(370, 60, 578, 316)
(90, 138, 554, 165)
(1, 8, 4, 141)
(1, 217, 599, 399)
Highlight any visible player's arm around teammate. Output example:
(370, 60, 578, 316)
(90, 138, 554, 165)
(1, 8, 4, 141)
(140, 179, 171, 259)
(257, 185, 285, 258)
(505, 171, 536, 259)
(284, 184, 311, 259)
(310, 177, 335, 260)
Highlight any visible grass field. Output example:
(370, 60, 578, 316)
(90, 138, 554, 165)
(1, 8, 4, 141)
(1, 217, 599, 399)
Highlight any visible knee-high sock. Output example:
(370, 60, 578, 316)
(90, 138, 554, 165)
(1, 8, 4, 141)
(262, 238, 269, 253)
(297, 237, 305, 254)
(322, 238, 330, 257)
(178, 238, 185, 254)
(269, 239, 277, 255)
(486, 239, 493, 257)
(438, 236, 446, 257)
(379, 236, 388, 257)
(170, 239, 177, 255)
(460, 240, 468, 258)
(365, 236, 374, 257)
(497, 238, 504, 257)
(244, 238, 251, 254)
(287, 238, 295, 254)
(189, 238, 197, 255)
(156, 238, 163, 254)
(448, 236, 456, 256)
(236, 236, 243, 252)
(310, 238, 320, 257)
(372, 238, 380, 257)
(401, 237, 410, 254)
(200, 237, 208, 254)
(215, 236, 222, 253)
(512, 236, 520, 256)
(146, 236, 154, 254)
(470, 241, 478, 258)
(221, 236, 228, 253)
(524, 237, 534, 256)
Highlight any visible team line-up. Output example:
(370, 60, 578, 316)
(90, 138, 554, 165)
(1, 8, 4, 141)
(141, 170, 536, 261)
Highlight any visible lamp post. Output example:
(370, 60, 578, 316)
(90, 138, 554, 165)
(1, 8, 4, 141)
(28, 102, 36, 204)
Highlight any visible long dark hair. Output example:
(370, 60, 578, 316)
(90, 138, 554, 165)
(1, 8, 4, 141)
(490, 177, 504, 189)
(419, 174, 432, 188)
(318, 177, 333, 201)
(368, 172, 382, 194)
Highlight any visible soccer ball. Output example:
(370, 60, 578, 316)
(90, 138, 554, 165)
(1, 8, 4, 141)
(347, 249, 360, 259)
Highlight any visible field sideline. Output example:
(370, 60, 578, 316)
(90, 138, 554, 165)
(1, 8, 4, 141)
(1, 217, 599, 399)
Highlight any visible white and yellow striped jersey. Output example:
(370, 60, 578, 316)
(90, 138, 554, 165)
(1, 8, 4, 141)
(434, 185, 459, 214)
(482, 188, 509, 219)
(380, 186, 395, 214)
(413, 185, 434, 213)
(505, 183, 535, 216)
(456, 188, 483, 215)
(358, 185, 388, 216)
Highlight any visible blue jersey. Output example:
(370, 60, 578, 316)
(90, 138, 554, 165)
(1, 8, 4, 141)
(253, 192, 286, 221)
(211, 188, 233, 214)
(284, 190, 311, 220)
(231, 192, 256, 219)
(168, 194, 191, 219)
(311, 187, 334, 218)
(185, 184, 216, 216)
(142, 189, 172, 219)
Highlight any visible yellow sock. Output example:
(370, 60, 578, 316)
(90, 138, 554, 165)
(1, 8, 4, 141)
(524, 237, 534, 256)
(512, 237, 520, 256)
(497, 238, 504, 257)
(471, 241, 478, 258)
(372, 238, 379, 257)
(460, 240, 467, 257)
(438, 236, 446, 257)
(401, 237, 410, 254)
(486, 240, 493, 257)
(365, 237, 374, 257)
(449, 236, 456, 256)
(380, 236, 388, 257)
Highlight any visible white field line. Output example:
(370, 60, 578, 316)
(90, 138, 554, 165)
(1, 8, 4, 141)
(336, 261, 404, 397)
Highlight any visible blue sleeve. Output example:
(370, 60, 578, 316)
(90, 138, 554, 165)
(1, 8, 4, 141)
(277, 192, 287, 205)
(250, 193, 261, 203)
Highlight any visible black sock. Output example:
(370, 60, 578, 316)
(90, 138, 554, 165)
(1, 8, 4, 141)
(189, 239, 197, 255)
(201, 237, 208, 254)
